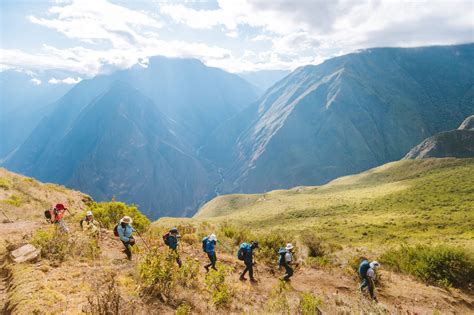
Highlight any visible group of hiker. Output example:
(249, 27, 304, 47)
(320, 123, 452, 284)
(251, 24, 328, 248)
(44, 205, 380, 302)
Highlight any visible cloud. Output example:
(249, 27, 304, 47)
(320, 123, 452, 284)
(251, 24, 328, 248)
(48, 76, 82, 84)
(31, 78, 42, 85)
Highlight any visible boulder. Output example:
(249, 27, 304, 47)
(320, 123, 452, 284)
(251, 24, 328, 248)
(10, 244, 40, 263)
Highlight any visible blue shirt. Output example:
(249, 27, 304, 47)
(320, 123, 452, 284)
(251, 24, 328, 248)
(117, 223, 134, 242)
(205, 240, 216, 254)
(168, 234, 179, 250)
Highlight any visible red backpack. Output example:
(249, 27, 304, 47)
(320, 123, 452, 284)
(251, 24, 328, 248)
(162, 232, 170, 245)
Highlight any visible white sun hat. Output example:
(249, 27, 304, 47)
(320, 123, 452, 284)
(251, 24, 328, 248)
(120, 216, 133, 224)
(86, 211, 93, 216)
(209, 234, 217, 241)
(285, 243, 294, 250)
(370, 261, 380, 269)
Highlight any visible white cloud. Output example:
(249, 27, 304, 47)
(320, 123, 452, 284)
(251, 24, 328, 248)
(48, 76, 82, 84)
(31, 78, 42, 85)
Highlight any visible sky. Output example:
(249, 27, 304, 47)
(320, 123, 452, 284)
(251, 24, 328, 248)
(1, 0, 473, 82)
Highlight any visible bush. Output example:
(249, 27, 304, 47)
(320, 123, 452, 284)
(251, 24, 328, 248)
(298, 292, 322, 315)
(266, 281, 291, 314)
(0, 178, 11, 190)
(4, 194, 22, 207)
(87, 201, 150, 232)
(256, 231, 290, 264)
(30, 228, 101, 262)
(176, 303, 192, 315)
(219, 223, 253, 246)
(140, 248, 199, 300)
(205, 266, 233, 309)
(380, 244, 474, 288)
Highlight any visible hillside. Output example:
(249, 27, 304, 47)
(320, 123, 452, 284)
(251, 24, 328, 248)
(202, 44, 474, 195)
(404, 115, 474, 159)
(195, 158, 474, 249)
(1, 162, 473, 314)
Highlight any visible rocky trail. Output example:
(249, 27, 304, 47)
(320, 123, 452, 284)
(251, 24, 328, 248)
(0, 219, 473, 314)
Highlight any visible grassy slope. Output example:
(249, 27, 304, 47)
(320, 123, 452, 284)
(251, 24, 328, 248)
(193, 158, 474, 249)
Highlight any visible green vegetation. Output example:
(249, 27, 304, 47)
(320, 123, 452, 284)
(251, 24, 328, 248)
(298, 292, 322, 315)
(195, 159, 474, 249)
(380, 244, 474, 288)
(205, 266, 233, 308)
(87, 201, 151, 232)
(30, 227, 100, 262)
(265, 282, 291, 314)
(0, 177, 11, 190)
(3, 194, 23, 207)
(139, 248, 199, 299)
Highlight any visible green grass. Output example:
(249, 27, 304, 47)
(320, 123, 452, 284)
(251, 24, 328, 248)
(189, 158, 474, 249)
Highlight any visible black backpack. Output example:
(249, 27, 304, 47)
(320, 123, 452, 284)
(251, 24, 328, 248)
(113, 224, 119, 237)
(44, 210, 52, 222)
(163, 232, 170, 245)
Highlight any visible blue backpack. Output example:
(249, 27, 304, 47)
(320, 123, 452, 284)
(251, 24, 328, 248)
(237, 243, 250, 261)
(202, 237, 209, 252)
(278, 248, 288, 267)
(358, 260, 370, 277)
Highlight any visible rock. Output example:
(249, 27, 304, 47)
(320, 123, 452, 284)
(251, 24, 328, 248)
(10, 244, 40, 263)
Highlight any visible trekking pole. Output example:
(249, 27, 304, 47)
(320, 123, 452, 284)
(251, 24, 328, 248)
(217, 239, 233, 254)
(0, 209, 12, 223)
(136, 230, 151, 251)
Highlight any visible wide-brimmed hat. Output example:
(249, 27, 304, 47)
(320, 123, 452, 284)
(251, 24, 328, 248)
(86, 211, 93, 216)
(55, 203, 66, 210)
(370, 261, 380, 269)
(120, 216, 133, 224)
(170, 227, 178, 233)
(209, 234, 217, 241)
(285, 243, 294, 250)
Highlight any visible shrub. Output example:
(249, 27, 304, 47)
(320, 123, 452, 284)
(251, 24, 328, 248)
(0, 177, 11, 190)
(256, 231, 290, 264)
(87, 201, 150, 232)
(298, 292, 322, 315)
(219, 223, 253, 246)
(205, 266, 233, 309)
(301, 231, 326, 258)
(4, 194, 22, 207)
(380, 244, 474, 288)
(266, 281, 291, 314)
(176, 303, 192, 315)
(140, 248, 199, 300)
(30, 228, 101, 262)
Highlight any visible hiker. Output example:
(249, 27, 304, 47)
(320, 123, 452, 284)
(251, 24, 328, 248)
(238, 241, 259, 282)
(80, 211, 100, 237)
(48, 203, 70, 233)
(358, 260, 380, 302)
(202, 234, 218, 272)
(117, 216, 135, 260)
(163, 227, 182, 267)
(279, 243, 295, 281)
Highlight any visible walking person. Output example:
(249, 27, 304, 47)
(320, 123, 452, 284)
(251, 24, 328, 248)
(202, 234, 218, 272)
(358, 260, 380, 302)
(80, 210, 100, 238)
(163, 227, 182, 267)
(278, 243, 295, 281)
(117, 216, 135, 260)
(49, 203, 70, 233)
(238, 241, 259, 282)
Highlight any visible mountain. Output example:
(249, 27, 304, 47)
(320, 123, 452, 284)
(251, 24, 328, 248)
(238, 69, 290, 93)
(0, 70, 74, 159)
(202, 44, 474, 194)
(3, 57, 258, 218)
(404, 115, 474, 159)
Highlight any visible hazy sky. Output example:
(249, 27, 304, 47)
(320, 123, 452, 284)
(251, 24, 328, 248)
(1, 0, 473, 78)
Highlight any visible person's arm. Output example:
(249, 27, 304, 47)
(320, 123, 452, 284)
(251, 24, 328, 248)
(117, 225, 130, 242)
(367, 268, 376, 280)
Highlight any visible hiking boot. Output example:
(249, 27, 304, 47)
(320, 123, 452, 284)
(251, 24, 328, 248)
(212, 267, 218, 271)
(250, 278, 258, 283)
(204, 266, 209, 273)
(239, 276, 247, 281)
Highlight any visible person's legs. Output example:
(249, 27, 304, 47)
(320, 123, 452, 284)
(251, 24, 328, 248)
(247, 262, 255, 280)
(368, 278, 376, 300)
(240, 264, 249, 280)
(359, 276, 368, 291)
(210, 252, 217, 270)
(283, 265, 294, 281)
(58, 220, 70, 233)
(122, 241, 132, 260)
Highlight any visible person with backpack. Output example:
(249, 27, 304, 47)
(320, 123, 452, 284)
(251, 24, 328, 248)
(47, 203, 70, 233)
(278, 243, 295, 281)
(117, 216, 135, 260)
(202, 234, 218, 272)
(358, 260, 380, 302)
(80, 211, 100, 237)
(163, 227, 182, 267)
(238, 241, 259, 282)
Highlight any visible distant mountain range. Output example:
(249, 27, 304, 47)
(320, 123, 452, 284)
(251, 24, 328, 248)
(2, 44, 474, 219)
(237, 70, 290, 93)
(404, 115, 474, 159)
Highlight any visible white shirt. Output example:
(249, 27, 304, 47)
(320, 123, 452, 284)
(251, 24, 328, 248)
(367, 268, 376, 279)
(285, 252, 293, 263)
